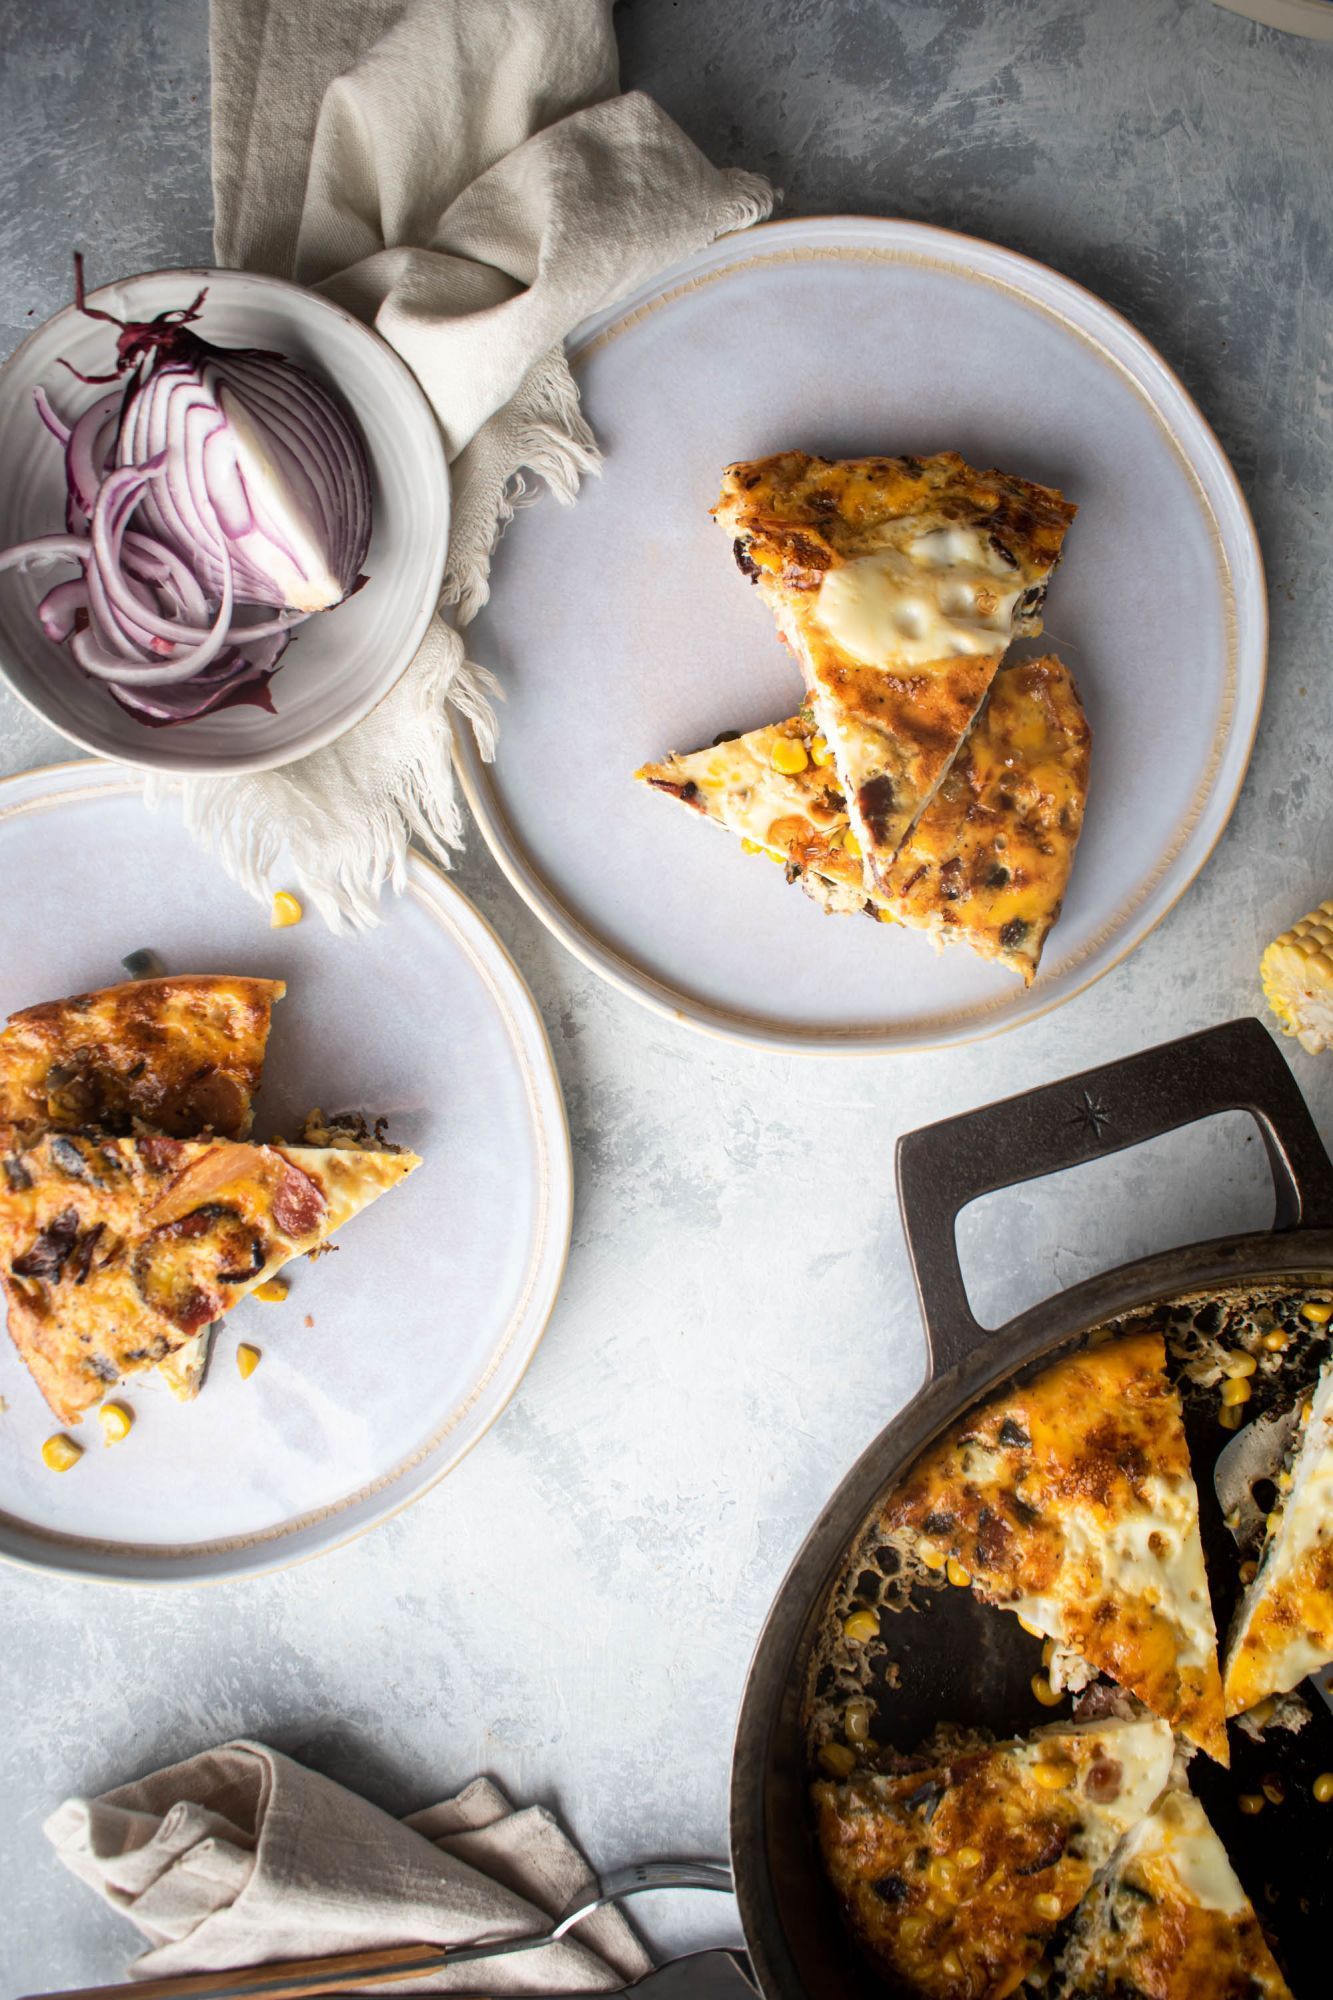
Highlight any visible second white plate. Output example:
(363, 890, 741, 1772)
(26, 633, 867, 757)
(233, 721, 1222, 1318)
(459, 215, 1266, 1053)
(0, 763, 571, 1583)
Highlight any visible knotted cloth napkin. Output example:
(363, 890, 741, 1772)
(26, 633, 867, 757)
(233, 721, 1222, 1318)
(46, 1739, 653, 1990)
(150, 0, 774, 927)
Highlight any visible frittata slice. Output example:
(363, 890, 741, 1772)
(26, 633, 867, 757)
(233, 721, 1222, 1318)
(814, 1716, 1173, 2000)
(0, 1129, 419, 1423)
(878, 1333, 1229, 1764)
(713, 451, 1075, 883)
(1053, 1787, 1292, 1999)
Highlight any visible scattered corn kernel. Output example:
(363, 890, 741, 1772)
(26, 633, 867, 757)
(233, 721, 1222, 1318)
(844, 1699, 873, 1744)
(940, 1950, 963, 1980)
(41, 1433, 82, 1472)
(1261, 1775, 1285, 1806)
(98, 1402, 133, 1445)
(1041, 1637, 1056, 1668)
(1221, 1376, 1253, 1406)
(1266, 1509, 1284, 1538)
(1301, 1300, 1333, 1325)
(898, 1916, 926, 1946)
(1032, 1892, 1063, 1922)
(1221, 1350, 1258, 1378)
(1016, 1613, 1045, 1638)
(818, 1741, 857, 1779)
(770, 737, 809, 776)
(843, 1608, 879, 1645)
(956, 1845, 983, 1870)
(1239, 1559, 1259, 1585)
(1031, 1674, 1063, 1708)
(1302, 1398, 1314, 1423)
(918, 1539, 946, 1572)
(810, 734, 834, 767)
(875, 907, 897, 923)
(270, 889, 303, 929)
(946, 1556, 972, 1588)
(843, 829, 863, 861)
(236, 1343, 262, 1380)
(1261, 1327, 1290, 1351)
(1277, 1468, 1293, 1493)
(1218, 1403, 1245, 1430)
(927, 1856, 956, 1891)
(1312, 1773, 1333, 1804)
(1237, 1793, 1265, 1816)
(253, 1278, 290, 1304)
(1031, 1758, 1075, 1792)
(740, 838, 768, 856)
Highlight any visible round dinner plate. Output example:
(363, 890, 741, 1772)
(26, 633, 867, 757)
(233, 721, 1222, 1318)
(0, 763, 571, 1584)
(458, 216, 1266, 1053)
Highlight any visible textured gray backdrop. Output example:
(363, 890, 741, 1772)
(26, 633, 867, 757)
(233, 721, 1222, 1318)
(1, 0, 1331, 1983)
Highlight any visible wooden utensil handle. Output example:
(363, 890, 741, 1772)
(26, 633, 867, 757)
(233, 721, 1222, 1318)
(23, 1936, 452, 2000)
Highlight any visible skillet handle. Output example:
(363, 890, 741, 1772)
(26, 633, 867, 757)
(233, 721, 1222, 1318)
(897, 1017, 1333, 1382)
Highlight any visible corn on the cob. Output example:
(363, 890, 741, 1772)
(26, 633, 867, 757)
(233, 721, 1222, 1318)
(1262, 899, 1333, 1053)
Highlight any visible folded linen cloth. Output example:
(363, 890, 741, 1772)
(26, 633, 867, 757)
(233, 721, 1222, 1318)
(147, 0, 774, 928)
(45, 1739, 652, 1990)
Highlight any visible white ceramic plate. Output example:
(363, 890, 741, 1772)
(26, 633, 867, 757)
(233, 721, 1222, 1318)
(458, 216, 1266, 1053)
(0, 270, 448, 776)
(0, 763, 571, 1584)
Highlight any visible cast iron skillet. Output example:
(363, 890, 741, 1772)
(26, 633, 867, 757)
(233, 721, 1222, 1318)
(731, 1018, 1333, 1999)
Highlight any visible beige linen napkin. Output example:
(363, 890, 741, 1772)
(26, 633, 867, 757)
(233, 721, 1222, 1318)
(147, 0, 774, 927)
(45, 1739, 652, 1990)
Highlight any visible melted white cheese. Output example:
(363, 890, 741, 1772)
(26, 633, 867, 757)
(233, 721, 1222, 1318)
(1123, 1789, 1248, 1915)
(812, 525, 1023, 671)
(1019, 1716, 1174, 1839)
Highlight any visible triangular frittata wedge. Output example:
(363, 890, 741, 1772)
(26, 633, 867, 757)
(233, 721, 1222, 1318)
(636, 656, 1090, 982)
(878, 1332, 1229, 1763)
(1223, 1355, 1333, 1715)
(1053, 1787, 1292, 2000)
(0, 975, 284, 1140)
(813, 1715, 1173, 2000)
(0, 1129, 419, 1423)
(713, 451, 1076, 884)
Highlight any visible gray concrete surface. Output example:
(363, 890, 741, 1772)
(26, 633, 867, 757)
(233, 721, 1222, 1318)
(1, 0, 1332, 1986)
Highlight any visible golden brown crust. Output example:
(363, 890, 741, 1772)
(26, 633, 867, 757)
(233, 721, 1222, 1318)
(0, 1130, 418, 1422)
(713, 452, 1076, 873)
(0, 975, 285, 1139)
(879, 1334, 1228, 1763)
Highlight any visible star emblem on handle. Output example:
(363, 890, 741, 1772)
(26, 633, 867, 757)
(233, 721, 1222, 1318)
(1068, 1089, 1112, 1139)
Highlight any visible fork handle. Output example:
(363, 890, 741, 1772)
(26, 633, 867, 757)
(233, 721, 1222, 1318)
(22, 1938, 453, 2000)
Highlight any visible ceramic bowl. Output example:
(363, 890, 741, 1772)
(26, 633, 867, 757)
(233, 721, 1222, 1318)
(0, 268, 448, 776)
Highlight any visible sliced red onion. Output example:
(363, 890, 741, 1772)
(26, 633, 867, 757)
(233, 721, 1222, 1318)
(0, 270, 372, 727)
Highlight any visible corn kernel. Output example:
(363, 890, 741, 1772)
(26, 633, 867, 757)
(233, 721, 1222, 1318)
(740, 837, 764, 856)
(1312, 1773, 1333, 1804)
(1041, 1637, 1056, 1668)
(41, 1433, 82, 1472)
(1239, 1559, 1258, 1585)
(236, 1343, 262, 1380)
(98, 1402, 133, 1445)
(939, 1950, 963, 1980)
(843, 829, 863, 861)
(1247, 1697, 1276, 1729)
(875, 907, 897, 923)
(1261, 1775, 1285, 1806)
(917, 1539, 946, 1572)
(1237, 1792, 1265, 1816)
(1262, 1328, 1290, 1351)
(270, 889, 303, 929)
(253, 1278, 290, 1304)
(811, 734, 835, 767)
(1221, 1376, 1252, 1406)
(1031, 1674, 1062, 1707)
(818, 1741, 857, 1779)
(898, 1916, 926, 1945)
(1266, 1509, 1284, 1538)
(1031, 1758, 1075, 1791)
(1032, 1892, 1063, 1922)
(1277, 1468, 1293, 1493)
(844, 1699, 873, 1744)
(1016, 1613, 1045, 1638)
(843, 1608, 879, 1645)
(927, 1856, 956, 1891)
(1302, 1398, 1315, 1423)
(1221, 1350, 1258, 1378)
(1301, 1300, 1333, 1325)
(956, 1845, 983, 1870)
(770, 737, 809, 776)
(946, 1556, 972, 1588)
(1218, 1403, 1244, 1430)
